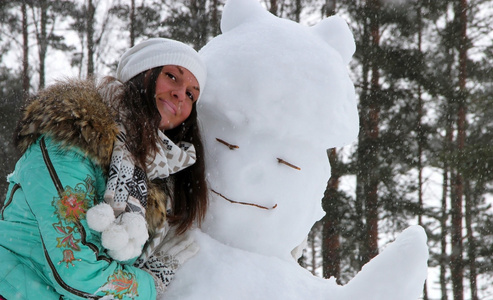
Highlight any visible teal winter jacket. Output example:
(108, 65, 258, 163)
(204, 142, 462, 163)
(0, 79, 163, 299)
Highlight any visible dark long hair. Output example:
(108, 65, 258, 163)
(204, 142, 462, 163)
(121, 67, 208, 234)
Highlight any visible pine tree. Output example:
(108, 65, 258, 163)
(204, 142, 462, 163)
(356, 0, 381, 265)
(28, 0, 75, 88)
(69, 0, 115, 77)
(157, 0, 214, 50)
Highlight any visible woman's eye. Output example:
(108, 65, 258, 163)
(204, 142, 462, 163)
(186, 91, 195, 102)
(165, 72, 176, 81)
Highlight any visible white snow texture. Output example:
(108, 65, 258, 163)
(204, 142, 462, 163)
(162, 0, 429, 299)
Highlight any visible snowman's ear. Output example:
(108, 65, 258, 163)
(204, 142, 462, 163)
(311, 16, 355, 65)
(221, 0, 270, 33)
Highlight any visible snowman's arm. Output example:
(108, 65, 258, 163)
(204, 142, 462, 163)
(342, 225, 429, 300)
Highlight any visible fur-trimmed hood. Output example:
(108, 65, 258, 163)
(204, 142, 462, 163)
(15, 78, 119, 169)
(15, 78, 167, 232)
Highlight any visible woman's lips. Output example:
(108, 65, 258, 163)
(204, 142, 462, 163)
(162, 99, 177, 115)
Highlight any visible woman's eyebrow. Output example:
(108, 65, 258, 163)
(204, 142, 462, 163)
(175, 66, 185, 75)
(175, 66, 199, 91)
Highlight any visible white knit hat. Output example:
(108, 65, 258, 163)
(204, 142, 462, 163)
(116, 38, 207, 101)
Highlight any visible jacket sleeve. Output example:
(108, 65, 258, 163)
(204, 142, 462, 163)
(18, 137, 157, 300)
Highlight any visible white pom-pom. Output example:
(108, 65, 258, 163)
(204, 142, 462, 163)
(86, 203, 115, 232)
(101, 223, 129, 250)
(128, 238, 144, 257)
(108, 239, 141, 261)
(120, 212, 149, 245)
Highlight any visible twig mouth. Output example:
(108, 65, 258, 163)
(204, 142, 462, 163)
(211, 189, 277, 210)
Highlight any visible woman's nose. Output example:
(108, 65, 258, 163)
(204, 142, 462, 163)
(171, 87, 186, 101)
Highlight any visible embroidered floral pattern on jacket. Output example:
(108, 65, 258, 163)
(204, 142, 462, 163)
(53, 222, 81, 250)
(59, 249, 82, 268)
(52, 175, 95, 267)
(96, 269, 139, 299)
(53, 177, 94, 222)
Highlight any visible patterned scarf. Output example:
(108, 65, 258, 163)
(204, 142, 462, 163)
(104, 124, 197, 218)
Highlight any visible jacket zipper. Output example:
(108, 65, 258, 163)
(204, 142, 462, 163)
(37, 137, 113, 298)
(20, 184, 102, 299)
(1, 183, 20, 220)
(39, 231, 102, 299)
(40, 137, 112, 263)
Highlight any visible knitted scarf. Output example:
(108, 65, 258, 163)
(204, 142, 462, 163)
(104, 124, 197, 218)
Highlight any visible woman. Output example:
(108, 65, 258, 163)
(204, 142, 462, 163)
(0, 38, 208, 299)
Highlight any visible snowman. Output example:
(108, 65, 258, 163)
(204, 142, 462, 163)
(162, 0, 428, 298)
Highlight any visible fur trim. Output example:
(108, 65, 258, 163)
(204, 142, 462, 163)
(146, 181, 168, 233)
(15, 78, 118, 168)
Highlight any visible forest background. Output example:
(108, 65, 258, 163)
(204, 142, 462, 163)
(1, 0, 493, 299)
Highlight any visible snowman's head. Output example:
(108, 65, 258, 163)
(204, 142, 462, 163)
(198, 0, 358, 260)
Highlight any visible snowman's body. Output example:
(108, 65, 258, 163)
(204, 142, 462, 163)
(162, 0, 428, 298)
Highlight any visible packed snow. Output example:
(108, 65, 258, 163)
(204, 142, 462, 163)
(162, 0, 429, 299)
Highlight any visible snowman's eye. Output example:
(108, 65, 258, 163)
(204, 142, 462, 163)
(277, 158, 301, 170)
(215, 138, 300, 171)
(216, 138, 239, 150)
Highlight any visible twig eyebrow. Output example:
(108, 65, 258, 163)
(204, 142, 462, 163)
(211, 189, 277, 210)
(216, 138, 239, 150)
(277, 158, 301, 170)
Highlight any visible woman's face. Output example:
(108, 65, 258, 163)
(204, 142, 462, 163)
(155, 65, 200, 130)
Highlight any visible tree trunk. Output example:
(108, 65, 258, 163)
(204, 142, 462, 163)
(415, 4, 427, 299)
(464, 180, 478, 300)
(355, 0, 381, 266)
(440, 173, 449, 300)
(130, 0, 135, 47)
(450, 115, 464, 300)
(86, 0, 95, 76)
(210, 0, 220, 37)
(365, 0, 381, 262)
(323, 0, 336, 17)
(309, 224, 318, 276)
(22, 0, 29, 100)
(322, 148, 341, 281)
(36, 0, 48, 89)
(440, 121, 452, 300)
(269, 0, 277, 16)
(320, 0, 339, 282)
(451, 1, 467, 299)
(293, 0, 302, 22)
(450, 170, 463, 300)
(440, 8, 457, 298)
(355, 0, 371, 269)
(441, 111, 453, 300)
